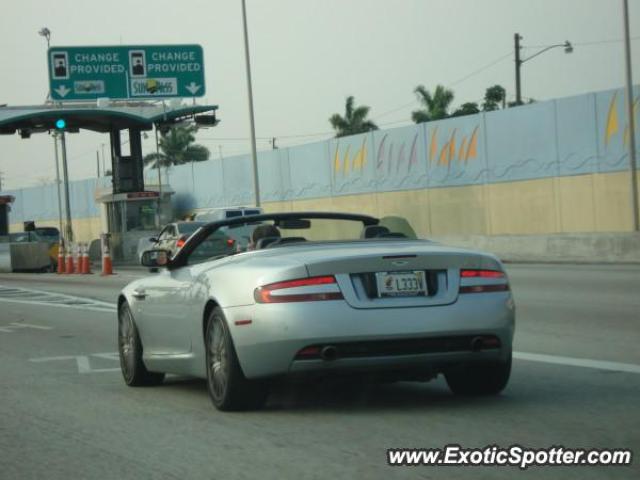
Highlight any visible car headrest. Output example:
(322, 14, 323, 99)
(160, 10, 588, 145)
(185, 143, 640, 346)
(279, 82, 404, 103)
(360, 225, 390, 239)
(255, 236, 281, 249)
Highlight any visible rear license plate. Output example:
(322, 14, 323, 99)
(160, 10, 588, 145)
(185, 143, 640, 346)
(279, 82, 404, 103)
(375, 271, 427, 297)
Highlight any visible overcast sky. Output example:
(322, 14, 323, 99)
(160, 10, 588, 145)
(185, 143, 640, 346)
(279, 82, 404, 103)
(0, 0, 638, 190)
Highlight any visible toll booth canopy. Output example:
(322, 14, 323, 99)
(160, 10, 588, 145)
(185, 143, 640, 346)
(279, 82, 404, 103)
(0, 103, 218, 262)
(0, 103, 218, 194)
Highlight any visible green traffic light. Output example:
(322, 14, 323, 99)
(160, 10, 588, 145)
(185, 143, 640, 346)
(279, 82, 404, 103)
(55, 119, 66, 129)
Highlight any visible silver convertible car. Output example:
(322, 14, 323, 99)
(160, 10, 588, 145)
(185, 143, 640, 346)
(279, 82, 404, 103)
(118, 212, 515, 411)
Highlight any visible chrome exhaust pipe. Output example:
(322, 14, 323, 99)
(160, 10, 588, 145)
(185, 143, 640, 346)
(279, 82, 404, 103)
(320, 345, 338, 361)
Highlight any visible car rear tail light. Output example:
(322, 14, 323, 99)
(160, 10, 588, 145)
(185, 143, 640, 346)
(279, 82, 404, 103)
(460, 269, 505, 278)
(254, 275, 343, 303)
(459, 269, 509, 294)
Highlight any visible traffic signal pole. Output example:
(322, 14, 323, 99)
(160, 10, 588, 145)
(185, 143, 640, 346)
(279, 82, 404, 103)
(53, 133, 64, 241)
(59, 131, 74, 242)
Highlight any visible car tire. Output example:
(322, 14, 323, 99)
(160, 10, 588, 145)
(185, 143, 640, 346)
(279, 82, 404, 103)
(205, 307, 269, 411)
(445, 352, 512, 396)
(118, 302, 165, 387)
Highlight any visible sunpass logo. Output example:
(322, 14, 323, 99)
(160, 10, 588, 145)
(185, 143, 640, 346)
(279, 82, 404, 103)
(131, 78, 177, 96)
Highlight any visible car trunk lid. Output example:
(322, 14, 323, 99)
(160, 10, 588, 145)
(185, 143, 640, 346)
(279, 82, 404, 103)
(300, 241, 502, 309)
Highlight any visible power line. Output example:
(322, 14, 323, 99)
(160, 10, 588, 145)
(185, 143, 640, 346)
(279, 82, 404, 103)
(447, 51, 512, 87)
(198, 136, 272, 141)
(198, 137, 272, 144)
(274, 130, 334, 139)
(199, 129, 335, 141)
(373, 50, 513, 121)
(378, 119, 414, 128)
(373, 100, 418, 121)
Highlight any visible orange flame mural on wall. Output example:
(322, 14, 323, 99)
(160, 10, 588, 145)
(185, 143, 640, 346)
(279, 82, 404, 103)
(432, 126, 479, 166)
(605, 91, 639, 148)
(333, 123, 480, 179)
(333, 137, 368, 177)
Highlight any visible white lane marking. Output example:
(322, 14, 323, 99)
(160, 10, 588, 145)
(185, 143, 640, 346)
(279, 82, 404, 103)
(29, 353, 120, 374)
(514, 352, 640, 374)
(92, 352, 120, 360)
(0, 285, 116, 313)
(76, 355, 92, 374)
(9, 322, 53, 330)
(0, 298, 116, 313)
(0, 322, 53, 333)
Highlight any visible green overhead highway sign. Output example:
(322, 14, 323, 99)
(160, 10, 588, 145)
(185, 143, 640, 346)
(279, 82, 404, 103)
(48, 44, 205, 101)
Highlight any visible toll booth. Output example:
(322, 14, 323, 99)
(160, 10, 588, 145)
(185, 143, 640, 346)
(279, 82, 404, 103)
(95, 183, 174, 263)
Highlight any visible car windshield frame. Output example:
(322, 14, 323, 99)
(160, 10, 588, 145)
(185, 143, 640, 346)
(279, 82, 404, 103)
(176, 222, 206, 236)
(167, 211, 379, 270)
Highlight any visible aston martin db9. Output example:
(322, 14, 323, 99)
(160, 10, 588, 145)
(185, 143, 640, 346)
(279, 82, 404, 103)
(118, 212, 515, 411)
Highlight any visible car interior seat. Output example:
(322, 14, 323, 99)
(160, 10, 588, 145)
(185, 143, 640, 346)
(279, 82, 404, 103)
(255, 236, 281, 249)
(360, 225, 390, 239)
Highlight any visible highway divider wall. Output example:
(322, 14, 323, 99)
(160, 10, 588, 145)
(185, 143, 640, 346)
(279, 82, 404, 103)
(2, 86, 639, 248)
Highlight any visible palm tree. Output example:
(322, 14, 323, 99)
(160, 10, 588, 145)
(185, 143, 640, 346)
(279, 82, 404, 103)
(143, 125, 210, 168)
(411, 84, 454, 123)
(329, 96, 378, 137)
(482, 84, 506, 111)
(451, 102, 480, 118)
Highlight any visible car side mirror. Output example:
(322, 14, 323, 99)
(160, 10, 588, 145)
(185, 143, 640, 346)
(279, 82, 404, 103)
(141, 249, 171, 268)
(149, 237, 158, 243)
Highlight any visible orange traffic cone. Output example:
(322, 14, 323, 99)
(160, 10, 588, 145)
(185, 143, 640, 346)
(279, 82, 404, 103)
(74, 244, 82, 274)
(81, 243, 92, 274)
(65, 243, 75, 274)
(101, 243, 113, 276)
(57, 241, 66, 274)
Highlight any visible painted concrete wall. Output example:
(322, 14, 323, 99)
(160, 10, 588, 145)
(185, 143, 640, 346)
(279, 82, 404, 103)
(3, 85, 639, 241)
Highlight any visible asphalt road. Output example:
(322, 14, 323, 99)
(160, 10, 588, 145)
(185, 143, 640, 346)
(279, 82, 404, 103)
(0, 264, 638, 479)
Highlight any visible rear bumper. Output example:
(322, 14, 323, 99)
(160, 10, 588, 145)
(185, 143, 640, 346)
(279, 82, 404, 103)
(225, 292, 515, 379)
(288, 349, 506, 378)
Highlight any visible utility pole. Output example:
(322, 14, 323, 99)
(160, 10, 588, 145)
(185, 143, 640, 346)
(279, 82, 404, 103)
(59, 132, 74, 242)
(53, 134, 64, 238)
(622, 0, 639, 231)
(96, 151, 100, 177)
(100, 143, 106, 176)
(0, 171, 4, 191)
(155, 125, 162, 228)
(241, 0, 261, 207)
(514, 33, 573, 108)
(514, 33, 522, 106)
(271, 137, 277, 150)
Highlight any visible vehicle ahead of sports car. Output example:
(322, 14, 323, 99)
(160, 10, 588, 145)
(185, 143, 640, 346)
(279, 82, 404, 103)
(118, 212, 515, 411)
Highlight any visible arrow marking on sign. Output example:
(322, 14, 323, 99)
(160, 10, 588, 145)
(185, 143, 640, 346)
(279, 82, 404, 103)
(54, 85, 71, 97)
(185, 82, 201, 95)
